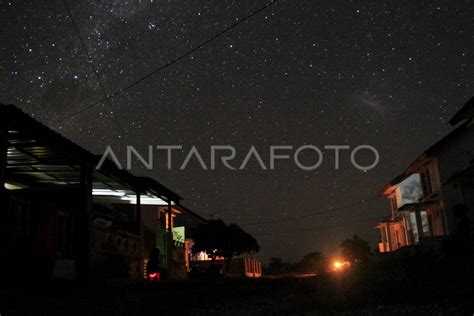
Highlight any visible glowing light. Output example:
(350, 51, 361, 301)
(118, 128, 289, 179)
(148, 272, 160, 282)
(92, 189, 127, 197)
(5, 182, 26, 190)
(120, 195, 169, 205)
(332, 260, 350, 271)
(93, 189, 175, 205)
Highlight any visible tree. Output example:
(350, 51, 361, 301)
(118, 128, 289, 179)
(264, 257, 295, 275)
(222, 223, 260, 273)
(298, 251, 326, 274)
(265, 257, 284, 275)
(191, 219, 227, 264)
(340, 235, 371, 263)
(191, 219, 260, 273)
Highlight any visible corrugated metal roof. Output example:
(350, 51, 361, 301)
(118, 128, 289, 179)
(1, 104, 205, 221)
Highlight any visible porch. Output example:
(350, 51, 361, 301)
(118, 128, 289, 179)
(0, 105, 182, 283)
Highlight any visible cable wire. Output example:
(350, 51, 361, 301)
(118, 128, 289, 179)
(253, 216, 382, 237)
(62, 0, 126, 134)
(61, 0, 279, 120)
(240, 196, 380, 226)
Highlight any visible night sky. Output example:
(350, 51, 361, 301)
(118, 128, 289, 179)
(1, 0, 472, 261)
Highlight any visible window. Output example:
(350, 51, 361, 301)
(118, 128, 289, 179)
(409, 212, 419, 243)
(420, 211, 431, 236)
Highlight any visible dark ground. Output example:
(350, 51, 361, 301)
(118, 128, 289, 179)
(1, 273, 473, 316)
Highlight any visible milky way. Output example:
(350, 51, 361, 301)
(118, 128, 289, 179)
(1, 0, 472, 261)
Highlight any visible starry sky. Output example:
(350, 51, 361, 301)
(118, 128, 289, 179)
(1, 0, 472, 261)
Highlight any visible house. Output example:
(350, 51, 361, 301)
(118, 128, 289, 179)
(141, 198, 206, 280)
(93, 178, 206, 282)
(0, 104, 205, 283)
(376, 97, 474, 253)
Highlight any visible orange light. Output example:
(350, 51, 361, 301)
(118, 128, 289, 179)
(332, 260, 350, 271)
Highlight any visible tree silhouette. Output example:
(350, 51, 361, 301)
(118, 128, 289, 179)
(265, 257, 295, 275)
(267, 257, 284, 274)
(298, 251, 326, 274)
(340, 234, 371, 263)
(222, 223, 260, 273)
(191, 219, 227, 264)
(191, 219, 260, 273)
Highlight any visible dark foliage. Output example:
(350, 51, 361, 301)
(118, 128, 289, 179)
(339, 234, 372, 263)
(191, 219, 260, 272)
(296, 251, 327, 274)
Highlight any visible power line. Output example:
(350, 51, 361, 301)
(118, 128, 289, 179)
(253, 216, 382, 237)
(62, 0, 125, 134)
(62, 0, 108, 99)
(61, 0, 279, 121)
(240, 196, 379, 226)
